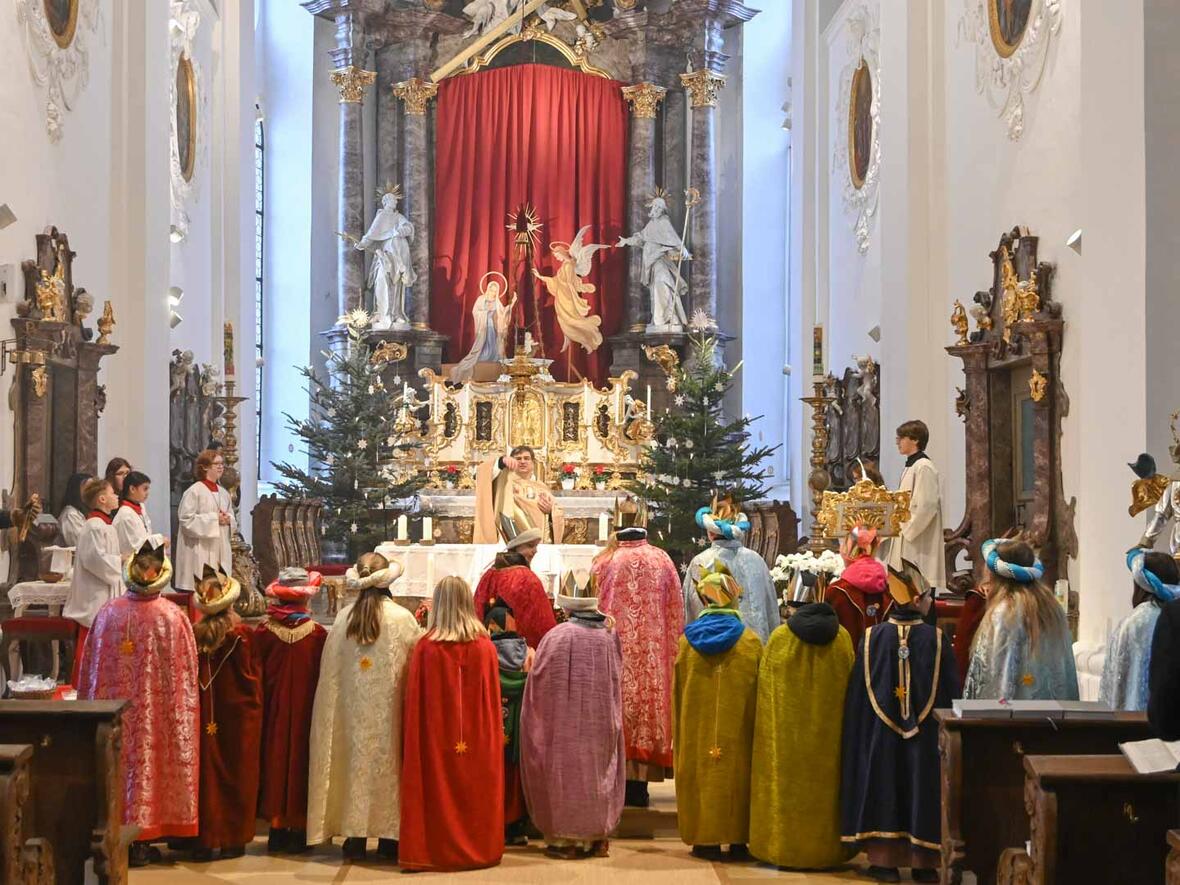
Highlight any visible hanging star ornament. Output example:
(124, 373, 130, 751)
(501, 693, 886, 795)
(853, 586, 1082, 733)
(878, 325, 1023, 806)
(454, 740, 469, 756)
(708, 745, 723, 762)
(205, 721, 219, 736)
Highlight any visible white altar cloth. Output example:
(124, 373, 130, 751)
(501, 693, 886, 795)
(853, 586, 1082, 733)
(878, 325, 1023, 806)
(371, 542, 601, 598)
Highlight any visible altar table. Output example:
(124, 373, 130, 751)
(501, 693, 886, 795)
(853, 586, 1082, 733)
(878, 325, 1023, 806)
(372, 542, 602, 598)
(7, 580, 71, 617)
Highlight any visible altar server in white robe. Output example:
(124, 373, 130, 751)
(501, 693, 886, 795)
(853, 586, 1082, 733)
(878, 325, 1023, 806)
(113, 471, 165, 556)
(63, 477, 125, 683)
(306, 553, 421, 858)
(175, 449, 235, 591)
(58, 472, 91, 547)
(886, 420, 946, 592)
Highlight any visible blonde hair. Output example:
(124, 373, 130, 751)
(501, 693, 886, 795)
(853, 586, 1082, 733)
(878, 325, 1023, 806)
(976, 540, 1066, 655)
(81, 478, 112, 510)
(427, 576, 488, 643)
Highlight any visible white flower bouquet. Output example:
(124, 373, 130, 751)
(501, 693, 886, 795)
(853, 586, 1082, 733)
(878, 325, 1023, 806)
(772, 549, 845, 605)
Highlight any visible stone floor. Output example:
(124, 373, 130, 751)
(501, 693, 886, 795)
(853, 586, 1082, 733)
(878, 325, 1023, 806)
(129, 783, 878, 883)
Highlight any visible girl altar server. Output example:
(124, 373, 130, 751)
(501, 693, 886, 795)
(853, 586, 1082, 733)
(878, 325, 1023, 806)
(113, 470, 163, 555)
(175, 449, 235, 592)
(307, 553, 421, 863)
(57, 471, 91, 546)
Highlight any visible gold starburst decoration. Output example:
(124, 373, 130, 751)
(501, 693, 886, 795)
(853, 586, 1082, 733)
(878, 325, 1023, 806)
(454, 740, 469, 756)
(205, 721, 219, 736)
(707, 745, 723, 762)
(894, 685, 908, 702)
(359, 656, 373, 671)
(646, 186, 671, 207)
(503, 733, 511, 746)
(376, 182, 403, 202)
(119, 639, 135, 656)
(506, 203, 543, 254)
(1021, 673, 1035, 686)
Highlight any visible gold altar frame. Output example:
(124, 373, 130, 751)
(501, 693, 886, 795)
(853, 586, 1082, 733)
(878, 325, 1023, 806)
(458, 28, 612, 80)
(816, 479, 912, 540)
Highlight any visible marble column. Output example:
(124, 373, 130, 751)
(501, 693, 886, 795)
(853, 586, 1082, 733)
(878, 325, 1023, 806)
(393, 76, 438, 331)
(680, 68, 726, 322)
(621, 83, 666, 331)
(330, 65, 376, 314)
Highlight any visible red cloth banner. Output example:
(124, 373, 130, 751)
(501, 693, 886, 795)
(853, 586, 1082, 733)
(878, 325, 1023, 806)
(433, 64, 628, 385)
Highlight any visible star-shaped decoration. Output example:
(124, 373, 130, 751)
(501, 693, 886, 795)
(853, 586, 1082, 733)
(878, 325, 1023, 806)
(205, 721, 219, 736)
(674, 394, 685, 407)
(350, 523, 359, 534)
(119, 639, 135, 656)
(359, 656, 373, 671)
(357, 438, 368, 450)
(713, 381, 726, 393)
(707, 745, 723, 762)
(454, 740, 469, 756)
(503, 733, 511, 746)
(1021, 673, 1035, 686)
(386, 436, 396, 447)
(689, 309, 717, 332)
(894, 685, 908, 701)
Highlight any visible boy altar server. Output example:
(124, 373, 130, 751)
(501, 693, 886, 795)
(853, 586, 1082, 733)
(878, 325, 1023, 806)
(113, 470, 165, 555)
(64, 477, 124, 684)
(593, 495, 682, 808)
(256, 567, 328, 852)
(76, 540, 199, 867)
(520, 571, 625, 859)
(675, 560, 763, 862)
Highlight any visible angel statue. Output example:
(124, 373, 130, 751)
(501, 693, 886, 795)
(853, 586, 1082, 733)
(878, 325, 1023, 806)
(450, 272, 517, 384)
(354, 185, 415, 330)
(617, 193, 690, 330)
(463, 0, 516, 37)
(532, 225, 608, 355)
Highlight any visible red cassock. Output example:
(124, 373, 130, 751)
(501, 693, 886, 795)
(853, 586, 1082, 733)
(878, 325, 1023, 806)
(473, 565, 556, 649)
(77, 593, 200, 842)
(952, 588, 989, 685)
(197, 624, 263, 850)
(254, 619, 327, 829)
(400, 635, 504, 872)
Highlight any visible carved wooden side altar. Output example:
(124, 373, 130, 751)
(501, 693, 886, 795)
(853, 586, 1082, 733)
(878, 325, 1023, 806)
(5, 229, 118, 587)
(824, 358, 881, 491)
(945, 227, 1076, 596)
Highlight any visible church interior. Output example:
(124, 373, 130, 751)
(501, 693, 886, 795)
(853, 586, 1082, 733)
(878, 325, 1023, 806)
(2, 0, 1180, 882)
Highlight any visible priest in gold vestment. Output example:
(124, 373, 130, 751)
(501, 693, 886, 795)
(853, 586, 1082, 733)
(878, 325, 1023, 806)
(475, 446, 565, 544)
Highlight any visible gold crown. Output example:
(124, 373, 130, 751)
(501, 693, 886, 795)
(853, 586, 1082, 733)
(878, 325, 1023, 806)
(613, 494, 648, 530)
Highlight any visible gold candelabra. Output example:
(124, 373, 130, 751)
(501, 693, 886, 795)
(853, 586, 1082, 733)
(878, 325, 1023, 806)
(800, 377, 836, 554)
(215, 378, 265, 616)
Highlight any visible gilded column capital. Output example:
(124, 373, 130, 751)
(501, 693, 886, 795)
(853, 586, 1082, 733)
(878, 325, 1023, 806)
(621, 83, 667, 119)
(330, 66, 377, 104)
(679, 69, 726, 108)
(393, 77, 439, 115)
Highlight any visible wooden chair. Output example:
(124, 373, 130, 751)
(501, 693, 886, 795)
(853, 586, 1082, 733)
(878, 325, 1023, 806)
(0, 743, 54, 884)
(0, 617, 77, 687)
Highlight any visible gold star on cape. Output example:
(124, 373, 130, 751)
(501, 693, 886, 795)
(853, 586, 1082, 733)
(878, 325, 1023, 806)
(1021, 673, 1035, 686)
(454, 740, 469, 756)
(359, 656, 373, 671)
(119, 639, 135, 655)
(894, 685, 908, 701)
(707, 745, 723, 762)
(205, 721, 219, 736)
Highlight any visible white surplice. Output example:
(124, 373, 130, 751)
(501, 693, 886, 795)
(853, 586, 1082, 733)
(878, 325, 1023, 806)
(63, 516, 125, 629)
(59, 504, 86, 547)
(113, 501, 154, 556)
(174, 481, 235, 591)
(306, 599, 422, 843)
(886, 455, 946, 591)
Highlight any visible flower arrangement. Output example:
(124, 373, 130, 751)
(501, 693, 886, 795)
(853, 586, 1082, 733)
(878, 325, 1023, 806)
(445, 464, 460, 476)
(771, 549, 846, 606)
(561, 463, 578, 476)
(593, 465, 606, 477)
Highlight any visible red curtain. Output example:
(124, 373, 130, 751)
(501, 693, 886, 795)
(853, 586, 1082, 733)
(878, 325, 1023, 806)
(433, 64, 628, 385)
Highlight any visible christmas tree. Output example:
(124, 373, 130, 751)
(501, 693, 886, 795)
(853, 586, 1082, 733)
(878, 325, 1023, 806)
(272, 308, 426, 560)
(632, 316, 776, 566)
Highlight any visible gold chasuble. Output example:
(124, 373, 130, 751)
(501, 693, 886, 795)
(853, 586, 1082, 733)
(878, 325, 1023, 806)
(474, 455, 564, 544)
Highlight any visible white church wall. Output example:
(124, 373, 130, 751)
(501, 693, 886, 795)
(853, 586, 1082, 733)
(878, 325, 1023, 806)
(309, 16, 342, 395)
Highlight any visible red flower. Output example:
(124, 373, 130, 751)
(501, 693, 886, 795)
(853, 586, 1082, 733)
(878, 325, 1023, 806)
(444, 464, 459, 475)
(561, 463, 576, 475)
(593, 465, 606, 476)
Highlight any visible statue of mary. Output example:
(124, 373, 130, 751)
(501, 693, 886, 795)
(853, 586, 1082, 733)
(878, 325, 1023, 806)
(450, 272, 516, 384)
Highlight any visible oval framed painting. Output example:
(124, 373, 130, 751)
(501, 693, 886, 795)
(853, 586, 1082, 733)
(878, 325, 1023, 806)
(847, 60, 873, 190)
(988, 0, 1033, 59)
(176, 52, 197, 183)
(43, 0, 79, 49)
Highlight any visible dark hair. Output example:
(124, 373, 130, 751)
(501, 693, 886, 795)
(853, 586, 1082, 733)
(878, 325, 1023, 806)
(60, 472, 91, 513)
(81, 478, 112, 511)
(193, 610, 235, 654)
(493, 550, 529, 569)
(121, 471, 152, 499)
(104, 458, 133, 490)
(851, 459, 885, 486)
(509, 445, 535, 460)
(996, 540, 1036, 567)
(346, 552, 391, 645)
(1145, 551, 1180, 586)
(896, 420, 930, 451)
(979, 539, 1062, 654)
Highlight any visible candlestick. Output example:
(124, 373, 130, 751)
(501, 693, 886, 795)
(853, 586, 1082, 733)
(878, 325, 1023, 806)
(422, 516, 433, 542)
(646, 384, 652, 415)
(397, 514, 408, 541)
(598, 512, 609, 542)
(223, 322, 236, 382)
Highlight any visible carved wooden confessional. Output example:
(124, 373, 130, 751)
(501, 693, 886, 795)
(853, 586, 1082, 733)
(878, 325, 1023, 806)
(945, 226, 1075, 593)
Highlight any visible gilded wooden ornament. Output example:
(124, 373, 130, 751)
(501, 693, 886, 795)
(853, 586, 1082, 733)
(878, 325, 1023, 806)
(622, 83, 666, 119)
(393, 77, 438, 116)
(643, 343, 680, 390)
(96, 300, 115, 345)
(815, 478, 912, 540)
(680, 69, 726, 109)
(1129, 474, 1170, 518)
(370, 340, 408, 366)
(951, 299, 970, 345)
(331, 66, 376, 104)
(1029, 369, 1047, 403)
(30, 367, 47, 399)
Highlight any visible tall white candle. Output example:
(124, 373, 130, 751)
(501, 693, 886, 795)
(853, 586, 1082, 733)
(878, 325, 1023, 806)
(599, 512, 609, 541)
(397, 514, 408, 541)
(646, 384, 652, 414)
(422, 516, 433, 541)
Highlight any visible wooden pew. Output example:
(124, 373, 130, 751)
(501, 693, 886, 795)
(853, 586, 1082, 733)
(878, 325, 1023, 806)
(938, 710, 1154, 884)
(0, 743, 54, 884)
(996, 755, 1180, 884)
(0, 701, 127, 884)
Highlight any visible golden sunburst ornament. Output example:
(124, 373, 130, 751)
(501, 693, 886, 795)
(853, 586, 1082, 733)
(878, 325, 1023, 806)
(376, 181, 404, 202)
(205, 721, 219, 736)
(707, 745, 723, 762)
(454, 740, 469, 756)
(506, 203, 543, 254)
